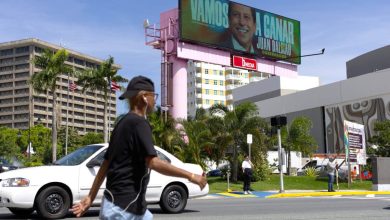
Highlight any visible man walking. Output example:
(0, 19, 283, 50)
(72, 76, 207, 219)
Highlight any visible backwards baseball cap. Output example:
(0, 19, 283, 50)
(119, 76, 154, 100)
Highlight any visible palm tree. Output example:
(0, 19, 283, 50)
(209, 102, 269, 182)
(179, 119, 213, 169)
(76, 56, 127, 142)
(30, 49, 72, 162)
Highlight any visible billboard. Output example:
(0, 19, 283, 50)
(179, 0, 301, 64)
(344, 120, 366, 165)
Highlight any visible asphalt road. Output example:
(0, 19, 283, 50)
(1, 196, 390, 219)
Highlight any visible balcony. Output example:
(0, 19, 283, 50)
(226, 85, 236, 90)
(196, 83, 202, 88)
(196, 93, 202, 98)
(225, 74, 241, 81)
(196, 73, 202, 78)
(226, 94, 233, 100)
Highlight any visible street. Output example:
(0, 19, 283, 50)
(1, 195, 390, 219)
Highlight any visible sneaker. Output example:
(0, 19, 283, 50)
(247, 191, 253, 194)
(244, 191, 248, 195)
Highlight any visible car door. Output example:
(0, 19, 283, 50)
(146, 150, 173, 202)
(78, 149, 107, 203)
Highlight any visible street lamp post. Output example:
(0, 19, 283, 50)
(28, 112, 31, 160)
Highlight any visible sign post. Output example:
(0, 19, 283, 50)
(247, 134, 253, 160)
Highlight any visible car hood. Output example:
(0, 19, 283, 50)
(0, 165, 79, 181)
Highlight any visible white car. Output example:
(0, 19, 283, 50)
(0, 144, 209, 219)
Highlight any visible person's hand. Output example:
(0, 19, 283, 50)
(189, 173, 207, 190)
(71, 196, 92, 218)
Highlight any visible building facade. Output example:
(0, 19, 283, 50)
(0, 38, 120, 134)
(233, 45, 390, 154)
(186, 61, 273, 117)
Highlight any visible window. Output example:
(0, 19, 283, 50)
(205, 89, 209, 95)
(15, 55, 29, 62)
(220, 91, 224, 95)
(34, 47, 44, 54)
(205, 69, 209, 74)
(205, 79, 209, 84)
(220, 80, 224, 86)
(213, 70, 217, 75)
(74, 58, 84, 66)
(15, 72, 29, 78)
(219, 70, 223, 76)
(0, 66, 13, 72)
(206, 99, 210, 104)
(214, 80, 218, 85)
(214, 90, 217, 95)
(15, 80, 28, 86)
(0, 49, 13, 56)
(0, 58, 13, 64)
(15, 64, 29, 70)
(15, 46, 29, 54)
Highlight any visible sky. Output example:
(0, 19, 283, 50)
(1, 0, 390, 115)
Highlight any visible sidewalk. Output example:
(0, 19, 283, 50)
(210, 190, 390, 199)
(266, 190, 390, 198)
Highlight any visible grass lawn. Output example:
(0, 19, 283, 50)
(208, 175, 372, 193)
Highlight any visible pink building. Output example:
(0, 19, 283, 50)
(145, 8, 298, 119)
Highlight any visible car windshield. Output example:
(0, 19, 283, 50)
(54, 145, 104, 166)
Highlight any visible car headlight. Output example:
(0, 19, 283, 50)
(1, 178, 30, 187)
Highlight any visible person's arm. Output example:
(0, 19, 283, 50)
(146, 156, 207, 190)
(71, 159, 110, 218)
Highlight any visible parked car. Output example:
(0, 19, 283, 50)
(0, 157, 23, 173)
(207, 169, 222, 177)
(0, 144, 209, 219)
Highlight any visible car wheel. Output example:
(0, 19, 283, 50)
(36, 186, 70, 219)
(8, 207, 35, 216)
(159, 185, 188, 214)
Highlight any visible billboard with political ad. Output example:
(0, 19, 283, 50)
(344, 120, 366, 165)
(179, 0, 301, 64)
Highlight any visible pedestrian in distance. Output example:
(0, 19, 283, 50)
(71, 76, 207, 219)
(326, 155, 338, 192)
(242, 154, 254, 194)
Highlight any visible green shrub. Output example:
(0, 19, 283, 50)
(305, 167, 318, 177)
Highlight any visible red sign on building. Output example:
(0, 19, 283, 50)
(232, 55, 258, 71)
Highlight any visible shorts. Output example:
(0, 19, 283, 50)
(99, 197, 153, 220)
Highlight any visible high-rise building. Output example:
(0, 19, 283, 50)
(186, 61, 272, 117)
(0, 38, 120, 134)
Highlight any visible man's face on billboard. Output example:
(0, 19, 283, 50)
(229, 4, 255, 50)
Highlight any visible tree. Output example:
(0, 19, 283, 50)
(76, 56, 127, 143)
(285, 116, 317, 175)
(30, 49, 72, 162)
(58, 126, 82, 155)
(368, 120, 390, 157)
(209, 102, 270, 182)
(148, 107, 182, 156)
(178, 119, 213, 169)
(81, 132, 104, 146)
(0, 127, 20, 160)
(18, 124, 52, 165)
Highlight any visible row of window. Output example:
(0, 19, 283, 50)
(204, 69, 224, 76)
(187, 100, 225, 107)
(0, 63, 29, 72)
(0, 46, 29, 57)
(0, 55, 29, 65)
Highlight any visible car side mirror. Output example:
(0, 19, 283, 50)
(86, 159, 101, 168)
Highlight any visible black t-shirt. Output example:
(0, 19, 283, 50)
(103, 112, 157, 215)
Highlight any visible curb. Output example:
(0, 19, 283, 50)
(266, 191, 390, 198)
